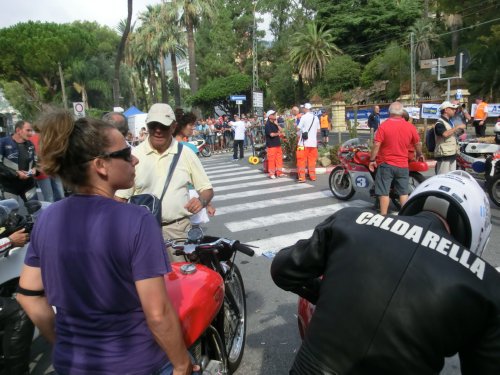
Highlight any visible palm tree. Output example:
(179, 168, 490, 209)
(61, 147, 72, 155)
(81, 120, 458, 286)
(113, 0, 132, 106)
(289, 22, 342, 83)
(70, 59, 111, 110)
(174, 0, 216, 94)
(409, 18, 438, 61)
(159, 3, 187, 107)
(445, 14, 463, 53)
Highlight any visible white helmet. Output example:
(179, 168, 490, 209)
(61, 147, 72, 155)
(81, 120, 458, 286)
(494, 122, 500, 133)
(399, 171, 491, 256)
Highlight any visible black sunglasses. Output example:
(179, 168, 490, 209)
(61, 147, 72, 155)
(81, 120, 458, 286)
(147, 122, 171, 131)
(82, 146, 133, 164)
(100, 146, 133, 162)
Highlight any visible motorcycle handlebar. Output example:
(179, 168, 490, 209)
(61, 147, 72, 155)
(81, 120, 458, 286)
(232, 240, 255, 257)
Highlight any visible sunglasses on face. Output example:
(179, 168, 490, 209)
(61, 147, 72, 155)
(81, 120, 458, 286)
(147, 122, 170, 132)
(97, 146, 133, 162)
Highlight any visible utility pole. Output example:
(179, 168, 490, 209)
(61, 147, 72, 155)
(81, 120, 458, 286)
(58, 62, 68, 111)
(252, 1, 259, 93)
(251, 1, 264, 123)
(410, 33, 417, 106)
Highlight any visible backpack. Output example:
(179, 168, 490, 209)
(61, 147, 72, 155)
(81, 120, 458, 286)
(425, 127, 436, 153)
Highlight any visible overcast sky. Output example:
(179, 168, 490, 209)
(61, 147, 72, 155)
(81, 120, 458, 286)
(1, 0, 271, 38)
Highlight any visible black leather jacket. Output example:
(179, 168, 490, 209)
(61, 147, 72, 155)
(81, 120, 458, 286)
(271, 208, 500, 375)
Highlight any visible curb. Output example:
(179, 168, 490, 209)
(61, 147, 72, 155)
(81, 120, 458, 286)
(274, 160, 437, 175)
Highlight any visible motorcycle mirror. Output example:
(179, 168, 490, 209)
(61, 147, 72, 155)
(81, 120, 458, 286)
(472, 161, 486, 173)
(187, 226, 204, 243)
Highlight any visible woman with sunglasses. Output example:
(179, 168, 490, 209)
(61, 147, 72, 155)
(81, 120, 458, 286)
(16, 111, 198, 375)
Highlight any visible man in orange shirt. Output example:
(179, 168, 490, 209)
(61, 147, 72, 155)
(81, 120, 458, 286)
(473, 96, 488, 137)
(320, 110, 330, 145)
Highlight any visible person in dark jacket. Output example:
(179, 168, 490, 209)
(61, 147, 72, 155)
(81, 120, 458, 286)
(0, 121, 37, 202)
(367, 105, 380, 132)
(271, 171, 500, 375)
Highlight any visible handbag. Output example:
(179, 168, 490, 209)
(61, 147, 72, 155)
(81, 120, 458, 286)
(129, 143, 183, 225)
(301, 117, 315, 142)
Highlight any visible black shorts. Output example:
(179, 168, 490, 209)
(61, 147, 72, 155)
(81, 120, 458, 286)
(320, 128, 329, 137)
(374, 163, 409, 196)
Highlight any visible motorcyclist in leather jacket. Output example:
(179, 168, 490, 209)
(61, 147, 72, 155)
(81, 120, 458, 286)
(271, 171, 500, 375)
(0, 206, 33, 375)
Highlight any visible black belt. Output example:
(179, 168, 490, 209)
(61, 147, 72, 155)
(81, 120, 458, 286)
(161, 217, 188, 226)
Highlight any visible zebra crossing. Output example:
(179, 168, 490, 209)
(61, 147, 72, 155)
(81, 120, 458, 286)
(202, 154, 372, 256)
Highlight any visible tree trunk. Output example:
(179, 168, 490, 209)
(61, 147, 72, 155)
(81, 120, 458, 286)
(298, 74, 304, 103)
(159, 52, 169, 104)
(186, 15, 198, 94)
(171, 51, 182, 107)
(148, 59, 158, 103)
(114, 0, 133, 107)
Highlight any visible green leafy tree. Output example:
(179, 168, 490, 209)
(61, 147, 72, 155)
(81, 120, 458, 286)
(409, 18, 439, 61)
(313, 0, 421, 62)
(0, 22, 94, 100)
(313, 55, 362, 99)
(189, 73, 251, 114)
(268, 62, 298, 109)
(361, 42, 410, 100)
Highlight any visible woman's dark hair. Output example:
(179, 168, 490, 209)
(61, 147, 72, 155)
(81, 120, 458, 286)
(173, 108, 197, 137)
(36, 110, 114, 190)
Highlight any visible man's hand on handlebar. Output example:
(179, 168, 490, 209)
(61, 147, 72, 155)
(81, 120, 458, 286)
(9, 228, 29, 247)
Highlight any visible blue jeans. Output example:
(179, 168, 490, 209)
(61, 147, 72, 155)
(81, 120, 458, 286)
(37, 177, 65, 202)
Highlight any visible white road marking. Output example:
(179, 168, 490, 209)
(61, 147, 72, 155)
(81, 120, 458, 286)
(208, 170, 261, 179)
(215, 178, 294, 192)
(211, 174, 269, 185)
(225, 200, 372, 232)
(216, 190, 333, 215)
(204, 165, 250, 172)
(247, 230, 314, 256)
(212, 183, 313, 202)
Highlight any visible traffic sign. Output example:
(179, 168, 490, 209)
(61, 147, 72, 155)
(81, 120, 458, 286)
(230, 95, 246, 101)
(236, 100, 243, 105)
(73, 102, 85, 118)
(252, 91, 263, 108)
(420, 56, 455, 69)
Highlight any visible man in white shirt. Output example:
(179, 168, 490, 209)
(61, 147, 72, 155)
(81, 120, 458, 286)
(229, 114, 247, 160)
(296, 103, 320, 182)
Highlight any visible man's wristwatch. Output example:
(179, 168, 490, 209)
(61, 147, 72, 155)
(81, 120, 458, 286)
(198, 197, 208, 208)
(370, 159, 376, 162)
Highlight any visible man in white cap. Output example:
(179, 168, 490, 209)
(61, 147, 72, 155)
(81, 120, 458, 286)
(296, 103, 320, 182)
(434, 101, 467, 174)
(116, 103, 213, 259)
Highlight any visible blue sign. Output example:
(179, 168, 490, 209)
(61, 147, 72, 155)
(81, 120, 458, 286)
(230, 95, 247, 101)
(345, 108, 389, 121)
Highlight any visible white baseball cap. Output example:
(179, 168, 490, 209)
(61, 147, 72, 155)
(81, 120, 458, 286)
(439, 101, 459, 111)
(266, 110, 276, 117)
(146, 103, 176, 126)
(304, 103, 312, 110)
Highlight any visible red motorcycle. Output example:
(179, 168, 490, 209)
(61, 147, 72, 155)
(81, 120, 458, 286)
(329, 138, 428, 209)
(166, 227, 254, 374)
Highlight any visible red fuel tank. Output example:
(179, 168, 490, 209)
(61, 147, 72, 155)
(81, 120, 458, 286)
(165, 263, 225, 347)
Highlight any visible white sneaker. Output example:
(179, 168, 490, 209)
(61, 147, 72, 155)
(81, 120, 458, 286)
(269, 175, 276, 179)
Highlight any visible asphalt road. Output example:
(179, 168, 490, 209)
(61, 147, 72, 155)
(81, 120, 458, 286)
(30, 151, 500, 374)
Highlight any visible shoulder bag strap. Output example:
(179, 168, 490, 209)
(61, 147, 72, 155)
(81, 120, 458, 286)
(159, 143, 183, 202)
